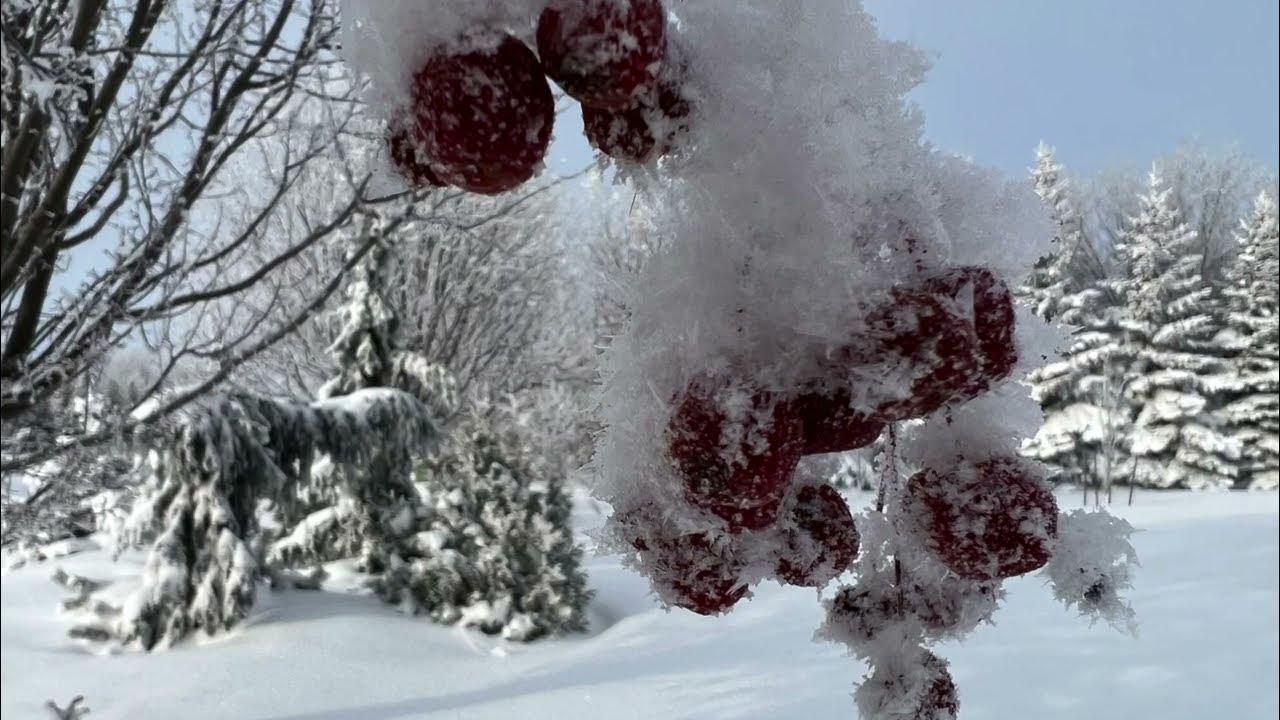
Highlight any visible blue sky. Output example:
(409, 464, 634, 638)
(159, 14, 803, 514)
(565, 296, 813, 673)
(548, 0, 1279, 178)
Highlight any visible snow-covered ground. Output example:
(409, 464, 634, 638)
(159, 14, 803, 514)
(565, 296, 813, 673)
(3, 490, 1277, 720)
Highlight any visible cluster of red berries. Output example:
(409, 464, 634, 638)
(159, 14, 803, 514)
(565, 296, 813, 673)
(619, 263, 1059, 617)
(387, 0, 691, 195)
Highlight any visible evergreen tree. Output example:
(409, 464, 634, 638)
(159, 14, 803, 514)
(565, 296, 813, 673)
(281, 229, 590, 641)
(1023, 147, 1128, 490)
(1023, 143, 1089, 321)
(1217, 192, 1280, 489)
(274, 236, 455, 572)
(1111, 169, 1237, 489)
(90, 389, 437, 649)
(377, 403, 592, 640)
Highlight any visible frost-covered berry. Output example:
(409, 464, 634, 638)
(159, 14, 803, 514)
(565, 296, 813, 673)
(385, 122, 446, 188)
(823, 584, 905, 648)
(667, 378, 804, 531)
(582, 103, 655, 162)
(907, 578, 1000, 639)
(857, 651, 959, 720)
(915, 653, 960, 720)
(774, 484, 859, 587)
(839, 287, 981, 422)
(903, 456, 1058, 581)
(1042, 508, 1138, 634)
(537, 0, 667, 110)
(615, 508, 748, 615)
(920, 266, 1017, 398)
(657, 532, 748, 615)
(823, 576, 999, 648)
(411, 33, 553, 194)
(791, 388, 884, 456)
(581, 42, 691, 162)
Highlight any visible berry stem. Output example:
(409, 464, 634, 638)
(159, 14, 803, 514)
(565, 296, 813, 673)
(875, 423, 899, 513)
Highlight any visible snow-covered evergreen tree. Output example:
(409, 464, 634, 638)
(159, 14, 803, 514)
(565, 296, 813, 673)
(1111, 169, 1237, 489)
(87, 389, 437, 650)
(1023, 148, 1128, 490)
(1217, 192, 1279, 489)
(1023, 144, 1089, 322)
(275, 237, 454, 572)
(376, 402, 591, 640)
(278, 230, 589, 641)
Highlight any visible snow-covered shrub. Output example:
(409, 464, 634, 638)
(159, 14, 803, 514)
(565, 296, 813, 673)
(375, 406, 591, 641)
(261, 238, 457, 572)
(82, 389, 437, 650)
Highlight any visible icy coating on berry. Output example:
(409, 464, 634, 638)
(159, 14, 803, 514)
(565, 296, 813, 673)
(582, 38, 692, 163)
(774, 484, 859, 587)
(902, 456, 1059, 581)
(613, 506, 748, 615)
(537, 0, 667, 110)
(411, 33, 553, 194)
(853, 651, 960, 720)
(667, 378, 804, 531)
(1042, 509, 1139, 634)
(582, 102, 655, 162)
(848, 286, 983, 422)
(920, 266, 1018, 398)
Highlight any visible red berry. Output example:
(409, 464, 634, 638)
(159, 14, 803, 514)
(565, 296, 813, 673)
(658, 532, 748, 615)
(667, 378, 804, 532)
(537, 0, 666, 110)
(582, 103, 656, 162)
(791, 388, 883, 456)
(915, 652, 960, 720)
(581, 39, 691, 162)
(908, 579, 1000, 637)
(859, 652, 959, 720)
(920, 266, 1017, 398)
(385, 122, 446, 188)
(411, 33, 553, 194)
(903, 456, 1058, 581)
(615, 508, 748, 615)
(837, 286, 981, 422)
(774, 484, 860, 587)
(825, 585, 904, 646)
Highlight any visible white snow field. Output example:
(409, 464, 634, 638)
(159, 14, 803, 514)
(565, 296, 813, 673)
(3, 490, 1277, 720)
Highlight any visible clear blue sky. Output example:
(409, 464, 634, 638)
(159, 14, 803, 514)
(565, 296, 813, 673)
(549, 0, 1279, 178)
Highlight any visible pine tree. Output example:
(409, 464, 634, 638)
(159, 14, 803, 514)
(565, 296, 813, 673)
(1023, 144, 1089, 321)
(1023, 147, 1128, 491)
(283, 231, 590, 640)
(283, 239, 436, 573)
(1218, 192, 1280, 489)
(86, 388, 438, 649)
(1112, 169, 1237, 489)
(377, 403, 592, 640)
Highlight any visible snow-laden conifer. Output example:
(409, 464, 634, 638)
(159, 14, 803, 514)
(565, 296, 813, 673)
(1217, 192, 1279, 488)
